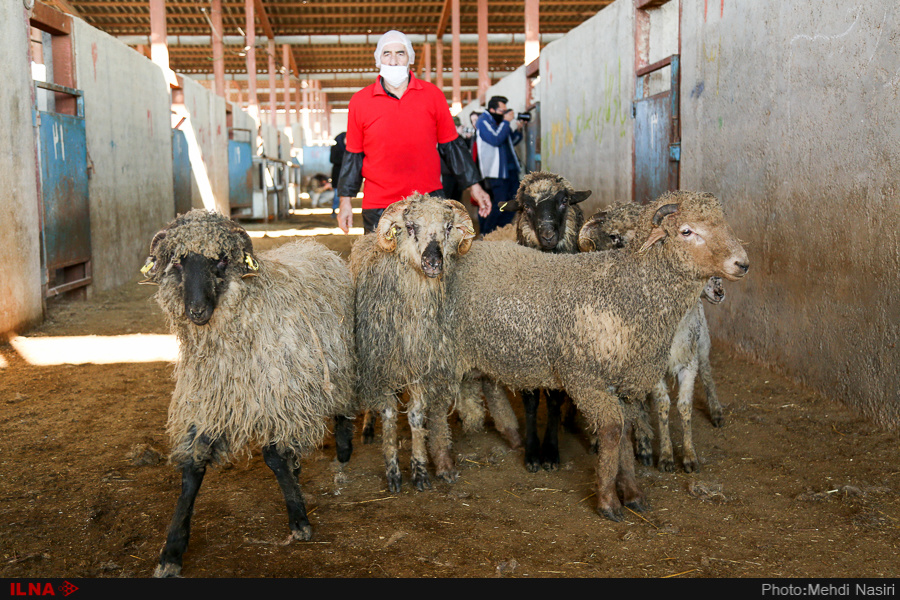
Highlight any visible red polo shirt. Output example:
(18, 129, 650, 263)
(346, 73, 459, 209)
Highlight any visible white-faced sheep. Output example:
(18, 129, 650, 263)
(142, 210, 357, 577)
(580, 202, 727, 472)
(349, 194, 508, 492)
(448, 191, 749, 520)
(479, 171, 591, 472)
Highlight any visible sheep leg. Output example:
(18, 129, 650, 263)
(407, 385, 432, 492)
(699, 349, 724, 427)
(653, 379, 676, 473)
(362, 409, 377, 444)
(458, 372, 487, 433)
(154, 458, 208, 578)
(677, 366, 700, 473)
(426, 402, 458, 484)
(616, 413, 648, 512)
(522, 389, 542, 473)
(262, 444, 313, 541)
(632, 397, 654, 467)
(561, 394, 579, 433)
(334, 415, 354, 465)
(482, 378, 522, 449)
(381, 402, 402, 492)
(541, 389, 564, 471)
(593, 419, 624, 521)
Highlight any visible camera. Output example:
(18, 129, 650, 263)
(506, 109, 531, 122)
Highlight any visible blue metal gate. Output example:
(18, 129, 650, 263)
(35, 81, 92, 297)
(172, 128, 192, 215)
(228, 129, 253, 210)
(633, 55, 680, 205)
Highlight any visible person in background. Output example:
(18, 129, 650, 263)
(336, 30, 491, 234)
(475, 95, 524, 235)
(329, 131, 346, 218)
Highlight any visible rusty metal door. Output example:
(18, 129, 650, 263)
(228, 128, 253, 210)
(35, 81, 92, 297)
(633, 55, 680, 205)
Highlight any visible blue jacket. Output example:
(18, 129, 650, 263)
(475, 112, 523, 179)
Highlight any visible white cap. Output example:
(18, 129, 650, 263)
(374, 30, 415, 67)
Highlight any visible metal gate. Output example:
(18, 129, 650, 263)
(34, 81, 92, 297)
(633, 55, 680, 204)
(172, 128, 192, 215)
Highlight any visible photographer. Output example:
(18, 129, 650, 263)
(475, 95, 525, 235)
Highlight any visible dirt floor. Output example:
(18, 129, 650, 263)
(1, 209, 898, 579)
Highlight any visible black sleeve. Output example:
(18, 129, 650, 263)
(438, 136, 482, 191)
(337, 151, 364, 197)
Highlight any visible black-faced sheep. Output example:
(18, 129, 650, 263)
(349, 194, 493, 492)
(580, 202, 727, 472)
(449, 191, 749, 520)
(141, 210, 357, 577)
(480, 171, 591, 472)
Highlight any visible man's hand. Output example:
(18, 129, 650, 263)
(468, 183, 492, 218)
(337, 196, 354, 234)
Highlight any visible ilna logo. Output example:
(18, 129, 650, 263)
(9, 582, 78, 597)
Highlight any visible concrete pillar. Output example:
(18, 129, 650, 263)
(524, 0, 540, 65)
(245, 0, 258, 121)
(451, 0, 462, 113)
(149, 0, 169, 71)
(477, 0, 489, 103)
(423, 43, 431, 83)
(268, 40, 277, 127)
(211, 0, 224, 97)
(282, 44, 291, 127)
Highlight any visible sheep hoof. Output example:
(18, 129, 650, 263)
(683, 459, 700, 473)
(636, 451, 653, 467)
(290, 526, 313, 542)
(542, 459, 559, 472)
(525, 459, 541, 473)
(152, 562, 182, 578)
(710, 415, 725, 428)
(625, 498, 649, 513)
(436, 468, 458, 484)
(658, 458, 676, 472)
(596, 506, 624, 522)
(413, 472, 432, 492)
(386, 473, 402, 493)
(363, 431, 376, 444)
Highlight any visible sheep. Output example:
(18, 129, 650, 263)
(141, 209, 357, 577)
(580, 202, 727, 472)
(478, 171, 591, 472)
(448, 191, 749, 520)
(348, 193, 520, 492)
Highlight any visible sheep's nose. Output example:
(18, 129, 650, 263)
(735, 261, 749, 275)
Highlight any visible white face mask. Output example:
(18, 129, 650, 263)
(380, 64, 409, 88)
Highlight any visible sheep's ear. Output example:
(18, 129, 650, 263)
(376, 199, 410, 252)
(639, 202, 679, 253)
(498, 198, 520, 212)
(569, 190, 592, 205)
(140, 229, 168, 282)
(638, 227, 668, 254)
(444, 199, 476, 255)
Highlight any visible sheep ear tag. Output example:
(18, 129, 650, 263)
(242, 253, 260, 278)
(138, 258, 158, 285)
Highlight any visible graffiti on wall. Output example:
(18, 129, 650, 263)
(545, 58, 628, 161)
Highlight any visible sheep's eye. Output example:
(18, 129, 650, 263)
(445, 222, 453, 234)
(524, 205, 533, 213)
(609, 234, 621, 246)
(406, 223, 415, 236)
(216, 257, 229, 270)
(680, 227, 693, 238)
(171, 258, 182, 270)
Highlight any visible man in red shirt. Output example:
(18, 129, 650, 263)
(336, 30, 491, 233)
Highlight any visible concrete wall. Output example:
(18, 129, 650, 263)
(679, 1, 900, 429)
(73, 20, 174, 291)
(538, 0, 635, 217)
(0, 5, 44, 336)
(178, 76, 229, 214)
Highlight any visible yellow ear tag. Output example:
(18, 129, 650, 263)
(244, 253, 259, 271)
(140, 260, 154, 276)
(386, 225, 399, 240)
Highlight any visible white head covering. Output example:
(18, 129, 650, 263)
(374, 30, 415, 67)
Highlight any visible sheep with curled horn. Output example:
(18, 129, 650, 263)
(449, 191, 749, 520)
(349, 194, 507, 492)
(477, 171, 592, 472)
(143, 209, 357, 577)
(580, 202, 728, 473)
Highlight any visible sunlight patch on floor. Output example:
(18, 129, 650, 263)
(0, 354, 7, 369)
(246, 227, 364, 238)
(9, 334, 178, 366)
